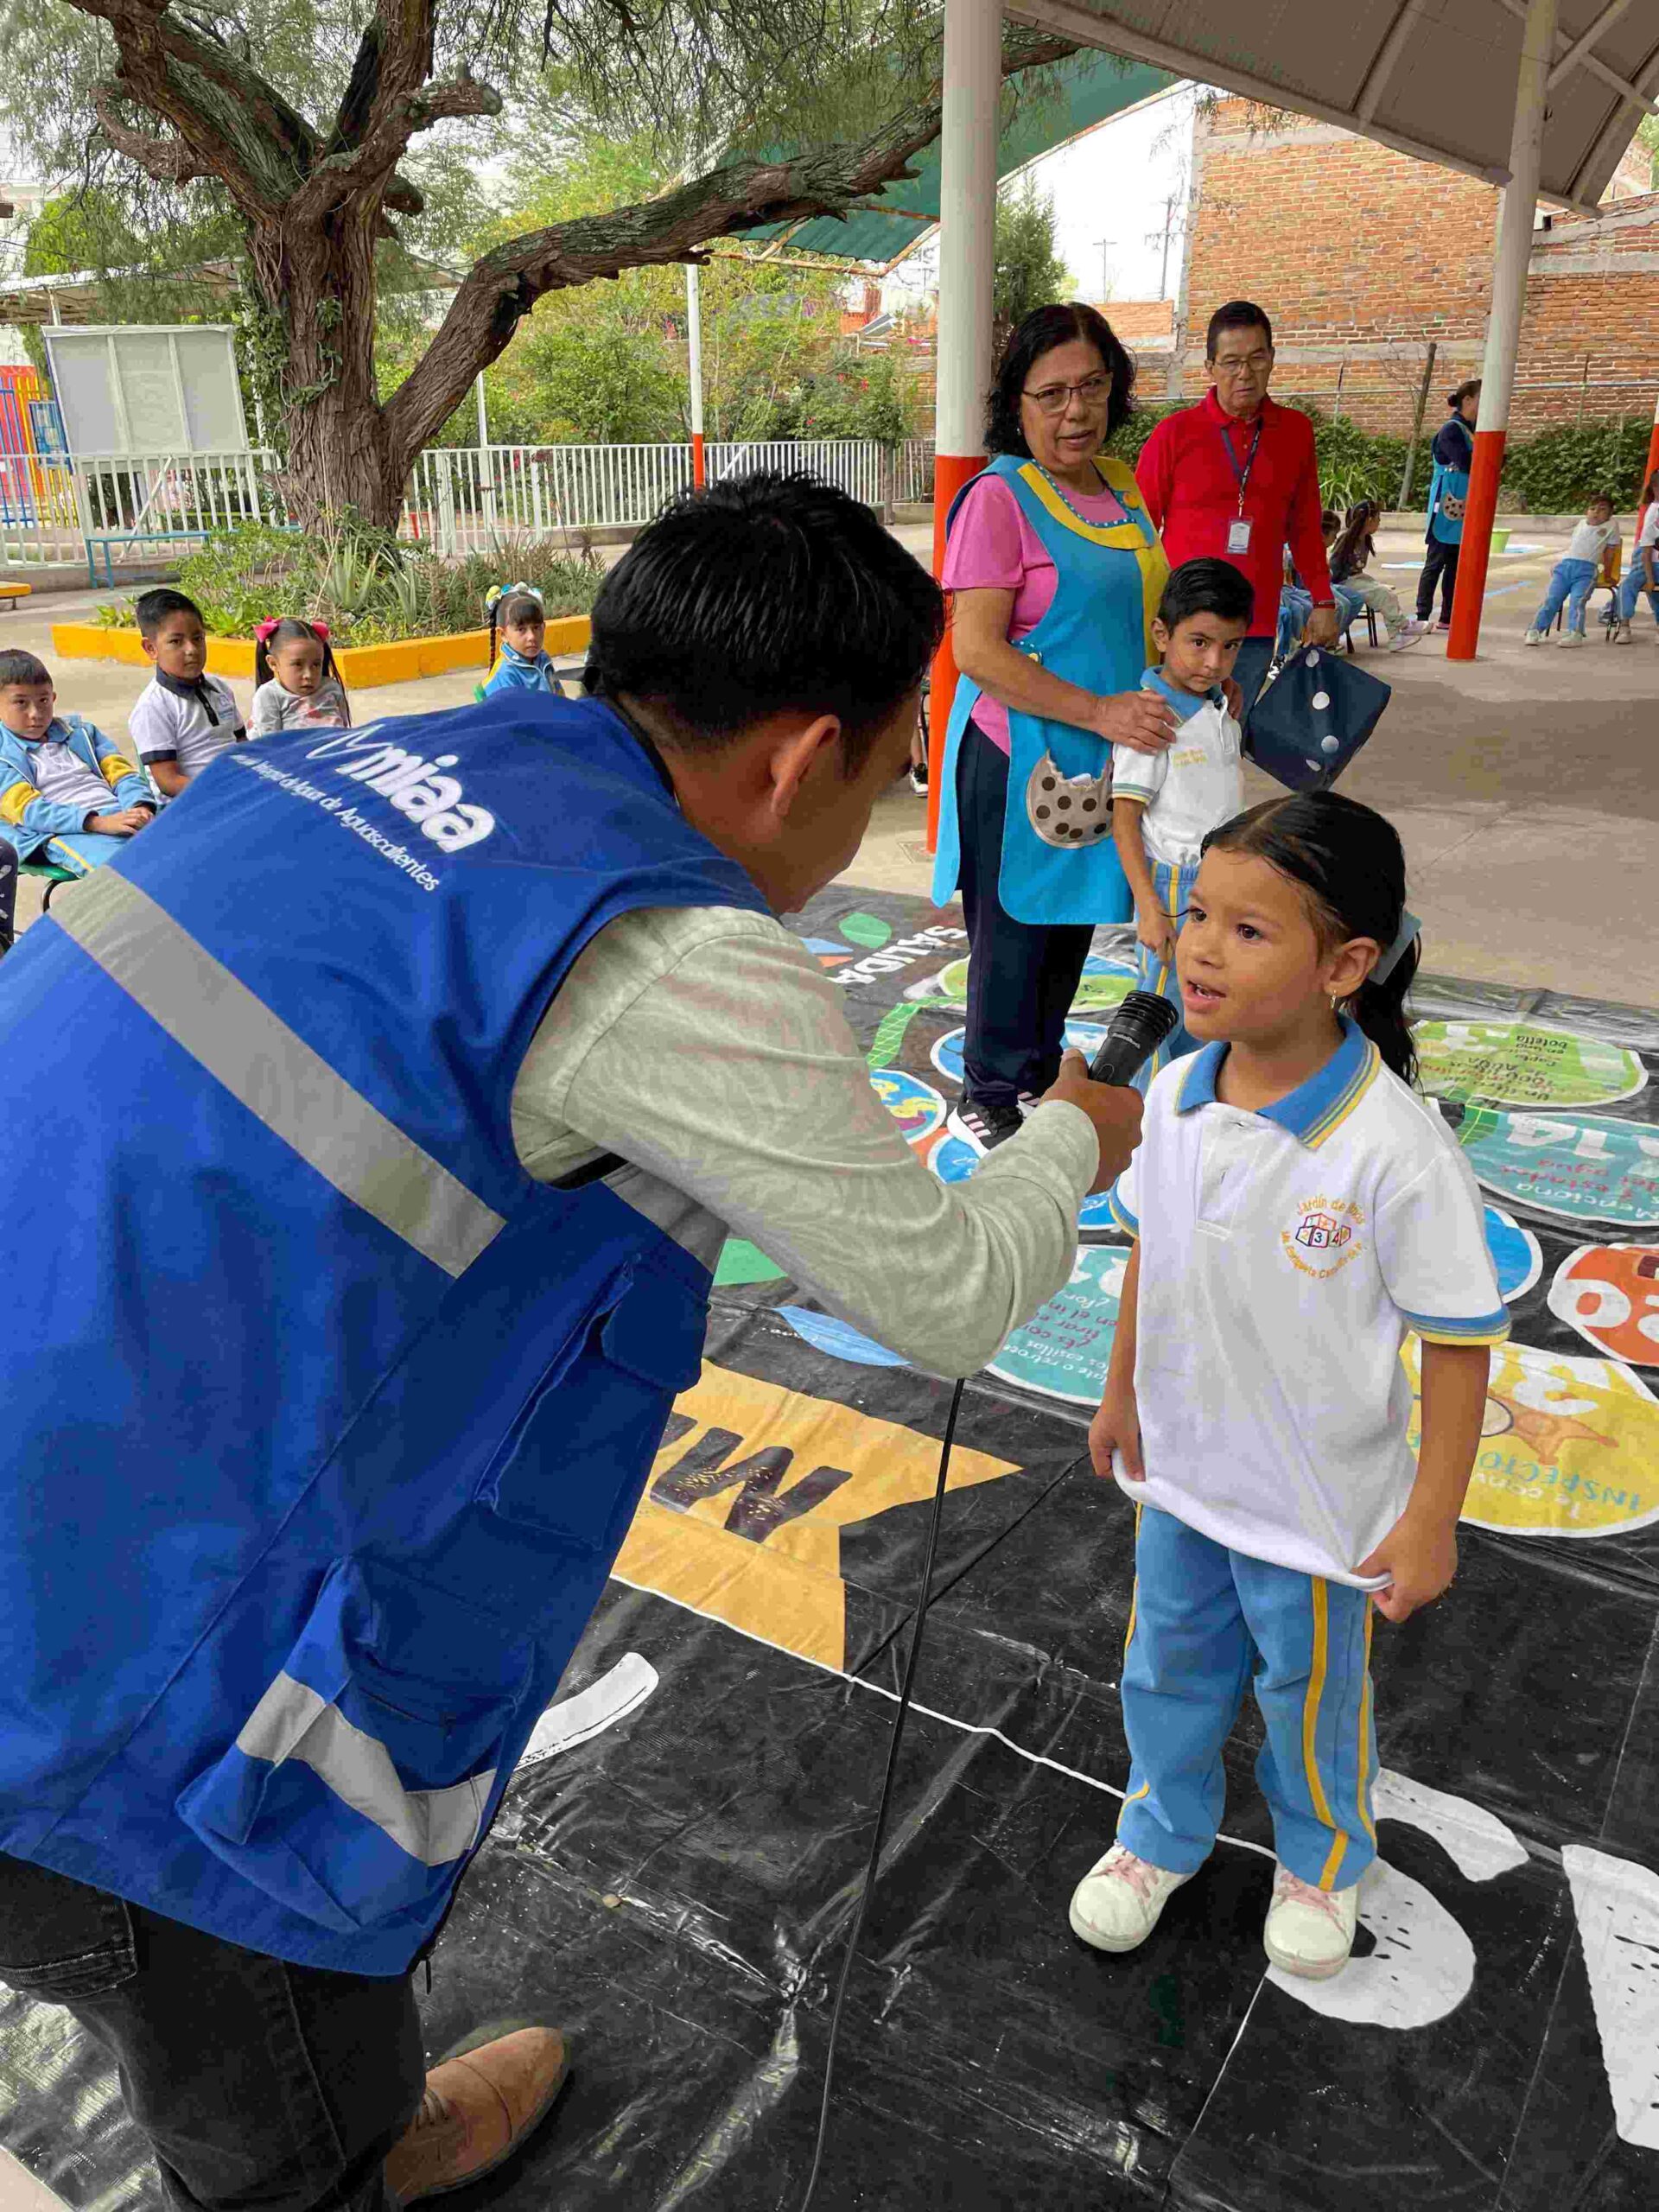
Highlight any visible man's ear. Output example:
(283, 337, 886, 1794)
(764, 712, 842, 820)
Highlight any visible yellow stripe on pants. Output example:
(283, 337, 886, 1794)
(1301, 1579, 1347, 1890)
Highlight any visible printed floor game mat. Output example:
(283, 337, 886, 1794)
(4, 887, 1658, 2210)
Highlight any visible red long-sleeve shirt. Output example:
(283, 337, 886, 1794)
(1135, 390, 1332, 639)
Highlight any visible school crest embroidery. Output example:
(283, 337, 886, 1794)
(1281, 1197, 1365, 1280)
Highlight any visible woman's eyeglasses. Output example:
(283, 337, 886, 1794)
(1021, 372, 1111, 416)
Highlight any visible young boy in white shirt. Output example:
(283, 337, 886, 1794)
(1111, 558, 1252, 1082)
(126, 588, 247, 798)
(1523, 494, 1621, 647)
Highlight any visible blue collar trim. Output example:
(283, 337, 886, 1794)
(1141, 667, 1224, 721)
(1175, 1018, 1380, 1148)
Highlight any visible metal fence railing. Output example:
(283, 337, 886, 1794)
(1, 437, 905, 572)
(896, 438, 936, 505)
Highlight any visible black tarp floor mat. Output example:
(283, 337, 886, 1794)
(4, 887, 1659, 2211)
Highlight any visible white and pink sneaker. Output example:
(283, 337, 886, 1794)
(1262, 1864, 1359, 1980)
(1069, 1844, 1191, 1954)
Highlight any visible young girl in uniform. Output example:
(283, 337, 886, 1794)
(482, 584, 563, 696)
(1072, 791, 1506, 1981)
(250, 619, 351, 735)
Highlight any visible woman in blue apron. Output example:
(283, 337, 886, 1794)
(935, 303, 1173, 1153)
(1415, 379, 1479, 630)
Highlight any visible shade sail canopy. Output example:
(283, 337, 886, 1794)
(1005, 0, 1657, 216)
(744, 49, 1175, 269)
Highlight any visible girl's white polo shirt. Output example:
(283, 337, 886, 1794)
(1107, 1020, 1509, 1587)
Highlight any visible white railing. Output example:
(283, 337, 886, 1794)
(1, 437, 903, 574)
(896, 438, 935, 505)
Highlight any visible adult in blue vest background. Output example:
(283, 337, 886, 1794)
(1415, 379, 1481, 630)
(0, 474, 1142, 2212)
(933, 303, 1178, 1158)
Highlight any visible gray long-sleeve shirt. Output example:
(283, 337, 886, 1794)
(510, 905, 1096, 1377)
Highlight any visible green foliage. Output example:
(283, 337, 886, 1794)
(993, 183, 1072, 354)
(797, 350, 914, 445)
(1103, 400, 1179, 468)
(1498, 417, 1655, 514)
(135, 522, 606, 646)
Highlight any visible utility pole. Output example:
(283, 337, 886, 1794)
(1157, 194, 1179, 298)
(1094, 238, 1111, 301)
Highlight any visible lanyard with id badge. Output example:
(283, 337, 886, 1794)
(1218, 416, 1262, 555)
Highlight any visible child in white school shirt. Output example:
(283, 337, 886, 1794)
(1072, 791, 1507, 1982)
(1110, 558, 1251, 1085)
(126, 588, 247, 798)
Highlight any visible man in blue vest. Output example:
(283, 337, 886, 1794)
(0, 473, 1141, 2210)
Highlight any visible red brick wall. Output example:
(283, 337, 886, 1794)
(1175, 100, 1659, 435)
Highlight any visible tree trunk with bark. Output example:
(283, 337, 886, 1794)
(69, 1, 1077, 533)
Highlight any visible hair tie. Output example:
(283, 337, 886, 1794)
(485, 584, 504, 613)
(309, 620, 330, 643)
(253, 619, 282, 645)
(511, 582, 543, 606)
(1373, 908, 1421, 984)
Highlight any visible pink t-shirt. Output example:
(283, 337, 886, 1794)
(940, 468, 1128, 753)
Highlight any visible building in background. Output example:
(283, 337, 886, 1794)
(1172, 99, 1658, 434)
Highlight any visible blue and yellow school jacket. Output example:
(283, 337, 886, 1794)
(0, 715, 151, 861)
(0, 692, 767, 1975)
(483, 645, 561, 696)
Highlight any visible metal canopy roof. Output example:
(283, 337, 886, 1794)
(744, 49, 1175, 269)
(1006, 1, 1658, 216)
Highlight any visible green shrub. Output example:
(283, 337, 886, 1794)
(1498, 417, 1653, 514)
(134, 522, 607, 645)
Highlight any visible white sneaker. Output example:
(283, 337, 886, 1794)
(1069, 1844, 1191, 1954)
(1558, 630, 1586, 649)
(946, 1097, 1023, 1155)
(1262, 1864, 1359, 1980)
(1388, 620, 1429, 652)
(1522, 628, 1546, 646)
(1611, 620, 1633, 645)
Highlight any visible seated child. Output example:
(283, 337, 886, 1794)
(1524, 494, 1620, 647)
(1074, 791, 1505, 1983)
(127, 588, 247, 798)
(482, 584, 563, 696)
(1614, 469, 1659, 643)
(251, 619, 352, 734)
(1110, 558, 1252, 1084)
(1329, 500, 1427, 651)
(0, 650, 155, 923)
(1275, 510, 1361, 663)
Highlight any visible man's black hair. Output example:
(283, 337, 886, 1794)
(0, 649, 50, 689)
(584, 470, 943, 772)
(984, 302, 1137, 456)
(133, 587, 204, 640)
(1157, 557, 1254, 633)
(1205, 299, 1274, 360)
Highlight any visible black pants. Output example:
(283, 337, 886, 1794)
(1230, 636, 1274, 711)
(0, 841, 17, 955)
(0, 1853, 423, 2212)
(1417, 537, 1460, 622)
(956, 721, 1092, 1110)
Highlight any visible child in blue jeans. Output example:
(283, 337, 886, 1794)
(1525, 494, 1619, 646)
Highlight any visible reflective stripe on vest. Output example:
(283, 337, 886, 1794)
(236, 1672, 494, 1868)
(53, 866, 505, 1279)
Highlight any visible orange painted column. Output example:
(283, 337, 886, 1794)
(1637, 391, 1659, 531)
(691, 432, 706, 491)
(1446, 429, 1507, 661)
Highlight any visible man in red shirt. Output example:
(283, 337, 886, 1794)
(1136, 301, 1338, 711)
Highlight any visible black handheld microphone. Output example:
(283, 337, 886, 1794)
(1087, 990, 1181, 1086)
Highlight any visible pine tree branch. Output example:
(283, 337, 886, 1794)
(383, 22, 1079, 470)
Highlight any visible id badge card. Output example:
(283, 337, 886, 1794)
(1227, 517, 1252, 554)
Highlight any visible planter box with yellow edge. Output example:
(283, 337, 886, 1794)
(50, 614, 592, 690)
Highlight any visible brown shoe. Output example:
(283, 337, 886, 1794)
(385, 2023, 570, 2203)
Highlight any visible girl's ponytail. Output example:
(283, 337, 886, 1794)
(1202, 791, 1420, 1084)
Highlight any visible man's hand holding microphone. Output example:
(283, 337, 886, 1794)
(1037, 992, 1179, 1192)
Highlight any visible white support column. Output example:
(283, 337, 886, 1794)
(686, 262, 706, 488)
(1447, 0, 1557, 659)
(926, 0, 1001, 843)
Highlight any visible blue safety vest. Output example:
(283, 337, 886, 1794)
(0, 694, 767, 1974)
(932, 452, 1168, 926)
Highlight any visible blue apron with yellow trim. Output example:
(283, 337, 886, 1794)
(0, 695, 767, 1974)
(1427, 425, 1472, 546)
(932, 452, 1168, 927)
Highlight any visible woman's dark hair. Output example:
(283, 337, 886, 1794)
(985, 302, 1136, 457)
(0, 649, 50, 690)
(1446, 379, 1481, 410)
(1330, 499, 1380, 584)
(1202, 791, 1419, 1084)
(1643, 470, 1659, 505)
(585, 468, 943, 772)
(254, 617, 342, 699)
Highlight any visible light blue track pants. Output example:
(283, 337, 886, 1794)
(1116, 1504, 1378, 1892)
(41, 830, 131, 877)
(1532, 556, 1599, 635)
(1131, 855, 1200, 1091)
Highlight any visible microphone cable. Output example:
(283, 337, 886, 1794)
(796, 1375, 964, 2212)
